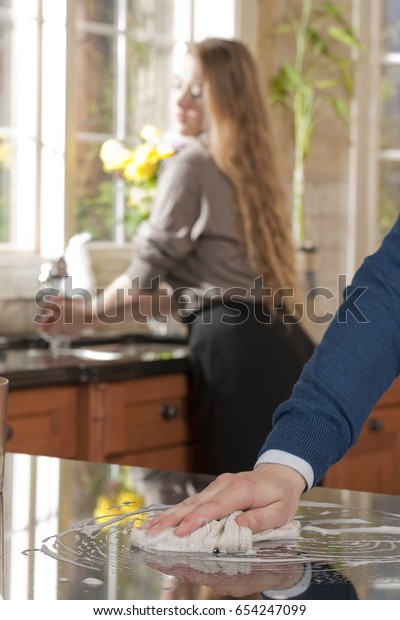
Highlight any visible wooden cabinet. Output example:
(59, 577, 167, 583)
(6, 372, 201, 473)
(78, 373, 201, 472)
(323, 377, 400, 494)
(7, 385, 79, 459)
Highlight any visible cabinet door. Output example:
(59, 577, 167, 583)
(7, 385, 78, 459)
(324, 378, 400, 494)
(82, 373, 201, 472)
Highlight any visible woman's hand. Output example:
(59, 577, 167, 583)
(34, 295, 91, 339)
(144, 463, 306, 536)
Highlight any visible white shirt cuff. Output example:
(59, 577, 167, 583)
(254, 450, 314, 491)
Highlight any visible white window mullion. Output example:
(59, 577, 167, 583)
(39, 0, 67, 258)
(34, 0, 42, 253)
(115, 0, 127, 245)
(13, 8, 38, 249)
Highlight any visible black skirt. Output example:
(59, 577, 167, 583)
(188, 301, 315, 475)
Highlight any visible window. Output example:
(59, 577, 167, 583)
(0, 0, 252, 259)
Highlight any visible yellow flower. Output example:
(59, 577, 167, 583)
(156, 143, 175, 159)
(100, 139, 131, 172)
(0, 141, 12, 168)
(93, 490, 147, 529)
(100, 126, 175, 235)
(117, 489, 143, 508)
(139, 124, 161, 143)
(124, 143, 160, 182)
(93, 494, 115, 522)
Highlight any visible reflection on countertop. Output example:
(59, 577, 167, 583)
(0, 331, 190, 388)
(2, 453, 400, 600)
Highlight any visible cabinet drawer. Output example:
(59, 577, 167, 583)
(102, 374, 193, 456)
(374, 376, 400, 408)
(360, 404, 400, 439)
(7, 386, 78, 458)
(324, 380, 400, 494)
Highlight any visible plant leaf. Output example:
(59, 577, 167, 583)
(270, 69, 291, 99)
(282, 62, 304, 88)
(313, 78, 339, 89)
(273, 23, 292, 35)
(330, 96, 349, 118)
(327, 26, 363, 49)
(338, 60, 353, 95)
(307, 26, 329, 55)
(322, 2, 346, 24)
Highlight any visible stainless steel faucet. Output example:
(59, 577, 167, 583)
(38, 256, 68, 292)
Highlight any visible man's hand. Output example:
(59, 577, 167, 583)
(144, 463, 306, 536)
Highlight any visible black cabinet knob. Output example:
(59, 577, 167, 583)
(368, 418, 384, 432)
(159, 405, 178, 420)
(6, 426, 13, 441)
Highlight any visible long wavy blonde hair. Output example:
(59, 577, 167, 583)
(191, 38, 301, 317)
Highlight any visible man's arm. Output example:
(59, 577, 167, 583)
(144, 217, 400, 535)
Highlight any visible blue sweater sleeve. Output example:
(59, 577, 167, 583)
(259, 217, 400, 485)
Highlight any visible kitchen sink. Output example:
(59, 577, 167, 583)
(60, 347, 124, 361)
(1, 330, 189, 365)
(0, 330, 190, 388)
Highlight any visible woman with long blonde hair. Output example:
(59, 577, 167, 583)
(39, 38, 314, 474)
(151, 37, 314, 473)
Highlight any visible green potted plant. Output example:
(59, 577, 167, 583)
(269, 0, 363, 251)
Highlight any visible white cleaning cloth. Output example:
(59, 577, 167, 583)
(131, 511, 300, 555)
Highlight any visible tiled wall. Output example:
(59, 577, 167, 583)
(0, 256, 43, 334)
(0, 249, 186, 337)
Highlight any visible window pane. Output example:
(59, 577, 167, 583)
(74, 141, 115, 242)
(380, 65, 400, 149)
(75, 0, 116, 25)
(12, 17, 38, 136)
(173, 0, 191, 41)
(0, 137, 12, 243)
(194, 0, 235, 40)
(384, 0, 400, 53)
(379, 160, 400, 239)
(43, 0, 66, 23)
(74, 32, 116, 134)
(9, 0, 37, 17)
(0, 11, 37, 248)
(127, 0, 174, 38)
(126, 41, 174, 137)
(0, 20, 12, 127)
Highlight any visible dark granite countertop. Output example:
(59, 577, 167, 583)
(0, 332, 190, 389)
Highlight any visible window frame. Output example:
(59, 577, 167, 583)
(347, 0, 400, 275)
